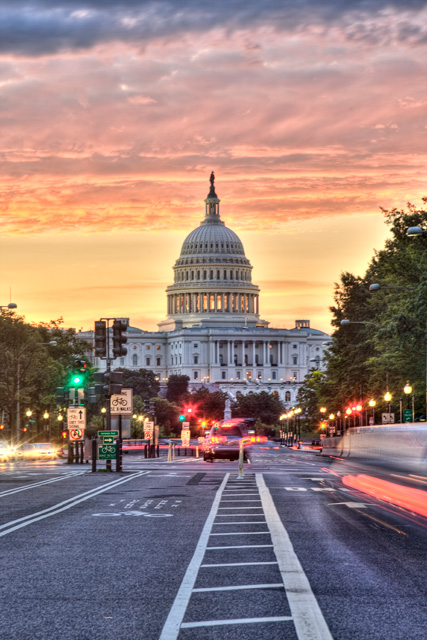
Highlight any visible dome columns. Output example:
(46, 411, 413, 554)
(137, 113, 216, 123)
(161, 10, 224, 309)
(167, 291, 259, 318)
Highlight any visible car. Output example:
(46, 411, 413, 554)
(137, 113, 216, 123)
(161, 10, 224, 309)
(15, 442, 58, 461)
(0, 440, 13, 462)
(202, 418, 255, 462)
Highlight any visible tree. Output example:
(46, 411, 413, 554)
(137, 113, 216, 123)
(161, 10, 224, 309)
(232, 391, 284, 426)
(115, 368, 160, 400)
(166, 375, 189, 402)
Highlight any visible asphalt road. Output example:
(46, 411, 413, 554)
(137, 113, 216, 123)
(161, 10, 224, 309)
(1, 443, 427, 639)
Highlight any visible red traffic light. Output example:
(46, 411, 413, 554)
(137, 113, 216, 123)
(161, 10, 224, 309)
(0, 424, 4, 430)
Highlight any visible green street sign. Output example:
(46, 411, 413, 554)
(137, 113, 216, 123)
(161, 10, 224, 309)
(403, 409, 413, 423)
(98, 444, 117, 459)
(98, 430, 119, 437)
(103, 436, 114, 445)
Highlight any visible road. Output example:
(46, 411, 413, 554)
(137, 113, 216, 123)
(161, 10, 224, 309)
(1, 443, 427, 639)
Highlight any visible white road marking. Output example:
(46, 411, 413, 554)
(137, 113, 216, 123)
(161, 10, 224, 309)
(193, 583, 284, 592)
(257, 474, 333, 640)
(0, 472, 87, 498)
(206, 544, 273, 550)
(0, 471, 150, 537)
(328, 502, 368, 508)
(158, 474, 229, 640)
(181, 616, 293, 629)
(212, 521, 267, 525)
(209, 531, 269, 536)
(201, 561, 277, 568)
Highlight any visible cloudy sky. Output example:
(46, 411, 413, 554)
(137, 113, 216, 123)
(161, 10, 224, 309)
(0, 0, 426, 332)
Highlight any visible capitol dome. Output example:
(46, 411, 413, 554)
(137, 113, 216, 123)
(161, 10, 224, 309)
(160, 174, 261, 330)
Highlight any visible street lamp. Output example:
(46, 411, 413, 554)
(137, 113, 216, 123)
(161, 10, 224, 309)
(43, 411, 50, 440)
(384, 391, 392, 423)
(0, 302, 17, 309)
(403, 381, 413, 422)
(407, 226, 427, 237)
(368, 398, 376, 425)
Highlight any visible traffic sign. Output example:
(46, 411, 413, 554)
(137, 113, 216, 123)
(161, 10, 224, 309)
(69, 428, 84, 441)
(382, 413, 395, 424)
(98, 430, 119, 437)
(181, 428, 190, 447)
(67, 407, 86, 430)
(102, 436, 115, 445)
(110, 388, 133, 415)
(403, 409, 413, 423)
(144, 421, 154, 440)
(98, 444, 117, 459)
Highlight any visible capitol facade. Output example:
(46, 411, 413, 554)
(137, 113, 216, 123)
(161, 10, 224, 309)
(89, 174, 330, 408)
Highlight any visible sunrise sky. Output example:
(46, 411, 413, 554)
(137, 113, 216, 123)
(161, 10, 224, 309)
(0, 1, 426, 334)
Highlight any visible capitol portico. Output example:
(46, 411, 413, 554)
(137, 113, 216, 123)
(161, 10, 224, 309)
(89, 174, 330, 407)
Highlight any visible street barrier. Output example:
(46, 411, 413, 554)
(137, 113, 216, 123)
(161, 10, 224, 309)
(321, 423, 427, 471)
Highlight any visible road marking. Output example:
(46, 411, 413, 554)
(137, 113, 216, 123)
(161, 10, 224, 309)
(193, 583, 284, 592)
(209, 531, 269, 536)
(206, 544, 274, 550)
(218, 506, 263, 509)
(221, 499, 262, 502)
(201, 561, 277, 568)
(257, 474, 333, 640)
(158, 474, 229, 640)
(0, 471, 150, 537)
(213, 521, 267, 525)
(328, 502, 368, 508)
(181, 616, 293, 628)
(215, 514, 266, 517)
(0, 472, 87, 498)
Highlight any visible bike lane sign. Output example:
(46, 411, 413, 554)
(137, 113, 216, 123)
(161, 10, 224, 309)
(110, 388, 133, 415)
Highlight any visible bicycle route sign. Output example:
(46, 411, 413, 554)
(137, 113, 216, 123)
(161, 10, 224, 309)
(110, 388, 133, 415)
(98, 444, 117, 460)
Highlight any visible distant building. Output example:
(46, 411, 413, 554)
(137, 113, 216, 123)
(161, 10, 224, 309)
(81, 175, 330, 408)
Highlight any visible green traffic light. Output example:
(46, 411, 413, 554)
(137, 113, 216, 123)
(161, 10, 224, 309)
(179, 415, 185, 421)
(72, 375, 83, 386)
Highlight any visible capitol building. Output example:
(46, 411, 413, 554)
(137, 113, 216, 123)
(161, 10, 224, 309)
(89, 174, 330, 407)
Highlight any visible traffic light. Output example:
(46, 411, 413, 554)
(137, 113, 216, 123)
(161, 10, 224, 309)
(112, 320, 128, 358)
(70, 360, 87, 387)
(94, 320, 107, 358)
(178, 415, 186, 422)
(0, 424, 4, 431)
(149, 400, 155, 415)
(94, 370, 123, 396)
(61, 429, 68, 439)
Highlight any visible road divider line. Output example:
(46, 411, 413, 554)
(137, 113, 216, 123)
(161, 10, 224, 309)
(257, 473, 333, 640)
(213, 521, 267, 525)
(0, 471, 150, 535)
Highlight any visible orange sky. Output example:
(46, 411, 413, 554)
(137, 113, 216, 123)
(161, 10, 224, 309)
(0, 2, 426, 334)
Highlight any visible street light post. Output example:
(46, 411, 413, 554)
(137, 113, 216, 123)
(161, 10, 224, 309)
(368, 399, 376, 425)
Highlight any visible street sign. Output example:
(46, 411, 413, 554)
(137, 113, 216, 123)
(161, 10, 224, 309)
(144, 421, 154, 440)
(382, 413, 395, 424)
(403, 409, 413, 423)
(67, 407, 86, 430)
(98, 430, 119, 437)
(102, 436, 114, 445)
(182, 421, 190, 428)
(181, 428, 190, 447)
(110, 388, 133, 415)
(98, 444, 116, 460)
(69, 428, 84, 441)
